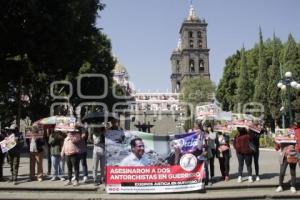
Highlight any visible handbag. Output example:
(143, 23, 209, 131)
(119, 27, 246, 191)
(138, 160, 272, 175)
(287, 155, 298, 164)
(286, 145, 298, 164)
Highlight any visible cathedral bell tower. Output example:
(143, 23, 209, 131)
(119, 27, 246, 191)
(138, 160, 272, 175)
(170, 4, 210, 93)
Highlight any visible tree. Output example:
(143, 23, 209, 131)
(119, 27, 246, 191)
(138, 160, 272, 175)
(253, 27, 270, 124)
(236, 46, 252, 110)
(0, 0, 117, 126)
(282, 33, 300, 117)
(216, 51, 241, 111)
(267, 34, 283, 129)
(180, 76, 215, 130)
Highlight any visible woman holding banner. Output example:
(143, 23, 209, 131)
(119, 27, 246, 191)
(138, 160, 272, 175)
(215, 131, 230, 182)
(26, 126, 45, 182)
(275, 143, 297, 193)
(249, 127, 261, 181)
(233, 127, 253, 183)
(206, 125, 217, 183)
(195, 121, 209, 185)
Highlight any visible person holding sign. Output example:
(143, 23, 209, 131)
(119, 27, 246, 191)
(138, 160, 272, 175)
(275, 143, 297, 193)
(92, 123, 106, 185)
(119, 137, 151, 166)
(26, 126, 45, 182)
(215, 131, 230, 182)
(233, 127, 253, 183)
(0, 130, 6, 181)
(7, 127, 24, 185)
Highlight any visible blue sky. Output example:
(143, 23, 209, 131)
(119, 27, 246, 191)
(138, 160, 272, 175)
(98, 0, 300, 92)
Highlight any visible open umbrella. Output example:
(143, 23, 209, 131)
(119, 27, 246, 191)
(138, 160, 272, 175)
(33, 116, 76, 126)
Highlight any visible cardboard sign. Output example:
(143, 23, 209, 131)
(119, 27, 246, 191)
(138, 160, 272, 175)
(0, 134, 16, 153)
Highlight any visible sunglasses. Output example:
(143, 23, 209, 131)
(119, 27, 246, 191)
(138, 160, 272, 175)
(135, 145, 145, 148)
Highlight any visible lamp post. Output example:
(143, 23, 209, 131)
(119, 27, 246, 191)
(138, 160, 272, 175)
(277, 71, 300, 127)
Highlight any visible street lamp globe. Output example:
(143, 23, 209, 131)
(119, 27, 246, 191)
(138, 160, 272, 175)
(277, 82, 283, 88)
(297, 84, 300, 90)
(291, 81, 298, 88)
(280, 85, 287, 91)
(285, 71, 292, 78)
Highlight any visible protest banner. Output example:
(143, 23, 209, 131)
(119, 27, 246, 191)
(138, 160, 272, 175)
(0, 134, 16, 153)
(274, 128, 296, 144)
(105, 131, 205, 193)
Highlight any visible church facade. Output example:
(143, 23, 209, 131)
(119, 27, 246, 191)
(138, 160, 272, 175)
(114, 5, 210, 135)
(170, 5, 210, 93)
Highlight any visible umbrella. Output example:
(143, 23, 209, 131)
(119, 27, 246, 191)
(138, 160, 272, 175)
(33, 116, 76, 126)
(81, 112, 117, 124)
(54, 123, 78, 132)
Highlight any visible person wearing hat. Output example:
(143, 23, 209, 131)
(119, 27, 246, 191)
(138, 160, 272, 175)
(92, 123, 106, 185)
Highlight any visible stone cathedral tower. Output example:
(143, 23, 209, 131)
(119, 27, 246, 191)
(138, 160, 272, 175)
(170, 5, 210, 93)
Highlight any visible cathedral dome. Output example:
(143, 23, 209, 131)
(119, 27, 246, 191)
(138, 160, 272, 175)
(113, 63, 127, 74)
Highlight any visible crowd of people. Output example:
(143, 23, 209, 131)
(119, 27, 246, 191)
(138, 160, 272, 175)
(0, 119, 121, 187)
(0, 117, 300, 194)
(183, 118, 300, 194)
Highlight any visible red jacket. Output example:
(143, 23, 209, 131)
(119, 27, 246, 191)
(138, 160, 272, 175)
(294, 127, 300, 152)
(233, 134, 252, 154)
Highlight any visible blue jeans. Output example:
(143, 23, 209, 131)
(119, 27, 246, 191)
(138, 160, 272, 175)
(93, 149, 105, 183)
(51, 155, 64, 177)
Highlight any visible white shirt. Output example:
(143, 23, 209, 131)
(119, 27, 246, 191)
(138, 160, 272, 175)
(119, 152, 151, 166)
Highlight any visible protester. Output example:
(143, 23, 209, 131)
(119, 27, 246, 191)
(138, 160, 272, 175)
(49, 131, 66, 181)
(61, 130, 82, 186)
(26, 126, 45, 182)
(249, 127, 261, 181)
(106, 117, 125, 143)
(77, 126, 89, 183)
(7, 127, 24, 185)
(215, 131, 230, 182)
(120, 137, 151, 166)
(195, 121, 209, 185)
(0, 130, 6, 181)
(294, 117, 300, 167)
(233, 127, 253, 183)
(206, 125, 217, 182)
(275, 143, 297, 193)
(44, 128, 52, 176)
(92, 124, 106, 185)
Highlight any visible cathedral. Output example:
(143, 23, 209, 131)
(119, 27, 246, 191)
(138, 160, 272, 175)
(170, 5, 210, 92)
(114, 4, 210, 134)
